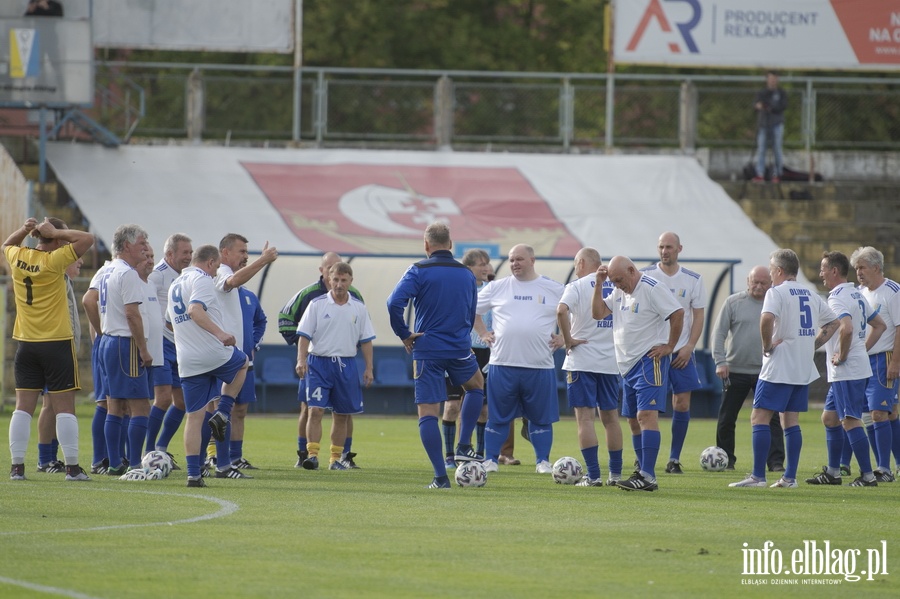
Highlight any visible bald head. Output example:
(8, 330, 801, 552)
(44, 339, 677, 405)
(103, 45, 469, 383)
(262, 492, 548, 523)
(747, 265, 771, 300)
(508, 244, 537, 281)
(607, 255, 641, 294)
(657, 231, 683, 269)
(574, 247, 602, 278)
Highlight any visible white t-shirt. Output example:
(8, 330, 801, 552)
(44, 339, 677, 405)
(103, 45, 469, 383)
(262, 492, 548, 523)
(89, 261, 115, 332)
(169, 266, 235, 378)
(824, 282, 874, 382)
(215, 264, 244, 351)
(297, 292, 376, 357)
(641, 264, 707, 351)
(559, 275, 617, 374)
(859, 278, 900, 356)
(601, 274, 684, 375)
(142, 278, 164, 364)
(476, 275, 564, 369)
(759, 281, 837, 385)
(148, 258, 181, 343)
(100, 258, 147, 338)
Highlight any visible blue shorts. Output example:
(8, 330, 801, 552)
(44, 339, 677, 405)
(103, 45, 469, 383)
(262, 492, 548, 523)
(236, 367, 257, 405)
(91, 336, 107, 401)
(181, 348, 248, 413)
(566, 371, 621, 412)
(622, 354, 670, 418)
(305, 354, 363, 414)
(486, 365, 559, 425)
(668, 352, 702, 394)
(99, 335, 150, 400)
(297, 377, 308, 404)
(865, 352, 898, 412)
(824, 379, 867, 421)
(151, 338, 182, 389)
(413, 353, 479, 405)
(753, 379, 809, 413)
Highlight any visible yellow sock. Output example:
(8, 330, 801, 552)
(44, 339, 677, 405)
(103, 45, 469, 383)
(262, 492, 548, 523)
(307, 442, 320, 457)
(207, 440, 217, 458)
(330, 445, 343, 464)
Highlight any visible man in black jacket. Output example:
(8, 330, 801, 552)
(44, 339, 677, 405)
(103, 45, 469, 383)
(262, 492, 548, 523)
(752, 71, 788, 184)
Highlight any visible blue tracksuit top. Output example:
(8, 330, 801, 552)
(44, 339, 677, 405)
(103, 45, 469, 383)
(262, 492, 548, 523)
(386, 249, 477, 360)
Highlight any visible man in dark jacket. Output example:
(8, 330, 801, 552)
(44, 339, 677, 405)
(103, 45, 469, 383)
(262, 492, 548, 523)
(752, 71, 788, 183)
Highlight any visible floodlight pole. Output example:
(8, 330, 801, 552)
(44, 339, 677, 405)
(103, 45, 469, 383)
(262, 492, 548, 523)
(292, 0, 303, 143)
(38, 106, 47, 184)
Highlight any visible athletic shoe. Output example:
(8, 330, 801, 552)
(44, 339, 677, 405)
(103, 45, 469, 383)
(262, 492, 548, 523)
(91, 458, 109, 475)
(751, 176, 765, 183)
(342, 452, 360, 469)
(37, 460, 66, 473)
(665, 460, 683, 474)
(805, 468, 841, 485)
(444, 457, 456, 469)
(729, 475, 767, 487)
(454, 445, 481, 463)
(10, 463, 26, 480)
(215, 466, 253, 479)
(483, 460, 499, 473)
(498, 455, 520, 466)
(840, 465, 852, 477)
(576, 476, 603, 487)
(208, 411, 228, 442)
(535, 460, 553, 474)
(200, 466, 211, 478)
(232, 458, 258, 470)
(606, 475, 622, 487)
(328, 460, 349, 471)
(204, 455, 217, 469)
(769, 477, 798, 488)
(107, 463, 128, 477)
(295, 450, 308, 469)
(617, 472, 658, 492)
(849, 476, 877, 487)
(187, 476, 206, 488)
(771, 176, 781, 184)
(166, 452, 181, 470)
(65, 465, 91, 481)
(302, 455, 319, 470)
(873, 469, 894, 483)
(426, 477, 451, 489)
(769, 465, 785, 472)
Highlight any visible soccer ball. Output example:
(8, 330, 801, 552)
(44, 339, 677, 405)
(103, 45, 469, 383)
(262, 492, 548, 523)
(700, 446, 729, 472)
(552, 457, 584, 484)
(141, 451, 173, 478)
(120, 468, 148, 481)
(455, 461, 487, 487)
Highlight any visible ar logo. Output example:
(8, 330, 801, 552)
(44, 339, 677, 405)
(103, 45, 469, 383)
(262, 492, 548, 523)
(626, 0, 701, 54)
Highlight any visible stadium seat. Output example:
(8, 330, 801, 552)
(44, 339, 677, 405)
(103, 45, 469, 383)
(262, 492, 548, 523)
(374, 357, 413, 387)
(259, 356, 299, 412)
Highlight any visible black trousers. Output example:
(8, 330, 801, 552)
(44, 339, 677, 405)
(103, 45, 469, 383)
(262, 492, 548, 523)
(715, 372, 785, 469)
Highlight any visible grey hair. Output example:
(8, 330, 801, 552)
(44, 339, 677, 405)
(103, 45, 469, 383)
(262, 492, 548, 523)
(192, 244, 219, 264)
(112, 224, 149, 255)
(164, 233, 192, 255)
(849, 246, 884, 273)
(770, 248, 799, 277)
(424, 222, 451, 248)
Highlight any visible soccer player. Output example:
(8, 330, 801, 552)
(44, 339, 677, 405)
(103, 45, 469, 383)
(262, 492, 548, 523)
(730, 249, 839, 489)
(230, 285, 267, 469)
(296, 262, 375, 470)
(592, 256, 683, 492)
(640, 232, 705, 475)
(138, 249, 165, 465)
(557, 248, 624, 487)
(4, 216, 94, 481)
(145, 233, 193, 460)
(806, 251, 885, 487)
(168, 245, 249, 487)
(387, 222, 485, 488)
(475, 244, 564, 475)
(83, 259, 116, 474)
(279, 252, 366, 468)
(850, 246, 900, 481)
(98, 224, 153, 476)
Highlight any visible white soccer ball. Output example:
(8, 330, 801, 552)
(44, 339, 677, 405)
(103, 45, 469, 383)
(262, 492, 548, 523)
(145, 467, 165, 481)
(141, 451, 173, 478)
(700, 446, 729, 472)
(552, 456, 584, 484)
(455, 461, 487, 487)
(120, 468, 148, 481)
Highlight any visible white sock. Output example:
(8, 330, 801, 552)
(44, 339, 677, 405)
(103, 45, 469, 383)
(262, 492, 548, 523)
(56, 412, 79, 465)
(9, 410, 33, 463)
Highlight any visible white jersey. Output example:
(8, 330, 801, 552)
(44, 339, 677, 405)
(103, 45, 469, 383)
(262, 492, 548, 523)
(215, 264, 244, 351)
(100, 258, 147, 338)
(559, 275, 617, 374)
(168, 266, 234, 378)
(859, 278, 900, 356)
(142, 278, 165, 365)
(297, 292, 376, 357)
(641, 264, 706, 351)
(477, 275, 564, 369)
(148, 258, 181, 343)
(89, 261, 115, 333)
(601, 274, 684, 375)
(759, 280, 837, 385)
(824, 282, 874, 382)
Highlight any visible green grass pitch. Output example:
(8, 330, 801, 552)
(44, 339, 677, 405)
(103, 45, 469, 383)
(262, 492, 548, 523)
(0, 404, 897, 598)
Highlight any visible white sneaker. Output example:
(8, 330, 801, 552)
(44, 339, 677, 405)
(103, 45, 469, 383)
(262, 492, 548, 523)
(483, 460, 499, 473)
(728, 475, 767, 487)
(535, 460, 552, 474)
(769, 477, 798, 488)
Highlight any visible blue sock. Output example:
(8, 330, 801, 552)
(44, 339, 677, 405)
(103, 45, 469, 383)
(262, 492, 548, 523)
(156, 406, 185, 451)
(120, 416, 130, 463)
(91, 405, 108, 465)
(631, 433, 642, 470)
(840, 428, 853, 468)
(476, 422, 486, 456)
(640, 430, 660, 479)
(298, 436, 308, 453)
(217, 395, 235, 418)
(230, 439, 243, 463)
(441, 420, 456, 456)
(783, 425, 802, 481)
(127, 416, 148, 467)
(51, 438, 59, 462)
(418, 415, 446, 477)
(200, 412, 213, 463)
(186, 454, 201, 479)
(608, 449, 623, 477)
(145, 405, 166, 454)
(847, 426, 873, 474)
(104, 414, 123, 468)
(528, 421, 553, 464)
(343, 437, 352, 455)
(890, 418, 900, 465)
(483, 420, 507, 462)
(38, 442, 53, 466)
(581, 445, 601, 480)
(825, 425, 843, 471)
(457, 389, 485, 450)
(873, 420, 891, 471)
(865, 424, 877, 461)
(669, 410, 690, 461)
(215, 421, 232, 468)
(751, 424, 770, 480)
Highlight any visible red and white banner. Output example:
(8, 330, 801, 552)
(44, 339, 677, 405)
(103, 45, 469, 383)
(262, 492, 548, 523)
(614, 0, 900, 70)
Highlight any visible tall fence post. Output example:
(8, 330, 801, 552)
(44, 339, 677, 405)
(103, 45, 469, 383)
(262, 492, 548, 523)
(679, 79, 697, 153)
(185, 67, 205, 142)
(434, 75, 454, 150)
(561, 77, 573, 151)
(604, 73, 615, 151)
(314, 70, 326, 147)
